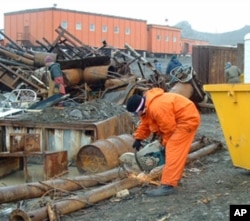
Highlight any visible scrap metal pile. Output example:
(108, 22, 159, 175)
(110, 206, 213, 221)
(0, 26, 212, 115)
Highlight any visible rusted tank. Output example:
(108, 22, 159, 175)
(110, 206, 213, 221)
(63, 65, 113, 86)
(76, 134, 134, 173)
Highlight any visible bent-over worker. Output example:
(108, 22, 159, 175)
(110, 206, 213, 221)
(126, 87, 200, 197)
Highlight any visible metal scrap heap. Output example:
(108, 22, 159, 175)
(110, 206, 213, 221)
(13, 99, 128, 123)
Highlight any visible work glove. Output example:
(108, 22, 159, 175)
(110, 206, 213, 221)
(133, 139, 142, 151)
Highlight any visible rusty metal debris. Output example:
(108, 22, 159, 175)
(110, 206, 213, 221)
(0, 150, 68, 182)
(0, 167, 128, 204)
(76, 134, 134, 173)
(5, 138, 222, 221)
(0, 26, 213, 109)
(0, 137, 219, 204)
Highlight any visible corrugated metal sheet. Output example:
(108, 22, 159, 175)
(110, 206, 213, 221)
(47, 129, 91, 160)
(1, 112, 134, 162)
(4, 126, 92, 161)
(192, 44, 244, 84)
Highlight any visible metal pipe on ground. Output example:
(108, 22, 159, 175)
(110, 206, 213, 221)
(0, 167, 127, 204)
(9, 175, 144, 221)
(189, 136, 211, 152)
(8, 141, 222, 221)
(186, 142, 222, 163)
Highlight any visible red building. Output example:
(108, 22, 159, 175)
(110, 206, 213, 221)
(4, 7, 208, 56)
(181, 38, 209, 56)
(147, 24, 182, 55)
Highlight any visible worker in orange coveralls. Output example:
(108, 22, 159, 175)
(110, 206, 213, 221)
(126, 87, 200, 197)
(44, 55, 66, 96)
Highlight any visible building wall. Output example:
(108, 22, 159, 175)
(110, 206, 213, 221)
(5, 9, 55, 45)
(4, 8, 148, 51)
(181, 38, 209, 55)
(4, 8, 208, 55)
(147, 25, 181, 54)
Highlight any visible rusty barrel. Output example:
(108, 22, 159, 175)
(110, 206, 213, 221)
(63, 69, 83, 86)
(82, 65, 110, 83)
(63, 65, 112, 87)
(76, 134, 134, 173)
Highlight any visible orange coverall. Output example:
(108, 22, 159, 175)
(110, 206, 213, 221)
(134, 88, 200, 187)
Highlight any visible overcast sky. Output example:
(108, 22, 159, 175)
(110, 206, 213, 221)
(0, 0, 249, 33)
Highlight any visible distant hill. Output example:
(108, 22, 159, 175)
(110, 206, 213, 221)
(174, 21, 250, 46)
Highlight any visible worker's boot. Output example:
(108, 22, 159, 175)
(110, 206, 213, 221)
(145, 185, 174, 197)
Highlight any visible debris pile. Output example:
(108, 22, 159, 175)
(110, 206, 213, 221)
(0, 26, 213, 113)
(9, 99, 128, 123)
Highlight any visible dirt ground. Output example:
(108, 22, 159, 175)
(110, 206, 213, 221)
(55, 111, 250, 221)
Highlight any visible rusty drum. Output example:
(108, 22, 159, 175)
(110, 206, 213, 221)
(76, 134, 134, 173)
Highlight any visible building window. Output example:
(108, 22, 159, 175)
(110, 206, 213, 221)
(173, 36, 177, 42)
(76, 23, 82, 30)
(165, 36, 169, 42)
(102, 25, 108, 32)
(114, 26, 119, 33)
(125, 27, 130, 35)
(90, 24, 95, 31)
(61, 21, 68, 29)
(157, 35, 161, 40)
